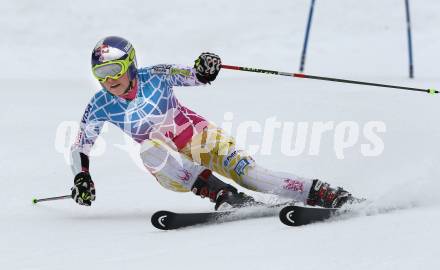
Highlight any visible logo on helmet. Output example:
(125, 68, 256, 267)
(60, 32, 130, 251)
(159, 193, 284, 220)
(94, 44, 110, 62)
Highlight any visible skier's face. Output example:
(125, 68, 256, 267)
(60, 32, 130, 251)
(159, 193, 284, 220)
(101, 72, 131, 96)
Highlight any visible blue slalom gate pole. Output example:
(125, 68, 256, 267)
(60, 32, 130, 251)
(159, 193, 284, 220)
(404, 0, 414, 78)
(299, 0, 316, 72)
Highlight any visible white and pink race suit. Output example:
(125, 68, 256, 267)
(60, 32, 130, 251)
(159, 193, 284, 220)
(71, 64, 314, 204)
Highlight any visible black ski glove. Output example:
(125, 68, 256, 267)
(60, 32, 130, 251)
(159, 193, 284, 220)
(194, 52, 221, 84)
(71, 172, 96, 206)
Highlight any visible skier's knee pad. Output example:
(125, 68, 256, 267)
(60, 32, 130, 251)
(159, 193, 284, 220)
(219, 148, 255, 185)
(140, 139, 179, 174)
(139, 139, 204, 193)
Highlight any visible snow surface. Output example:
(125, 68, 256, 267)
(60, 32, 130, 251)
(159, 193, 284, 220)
(1, 0, 440, 269)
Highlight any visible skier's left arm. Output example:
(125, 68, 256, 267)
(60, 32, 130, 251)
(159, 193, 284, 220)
(167, 52, 221, 86)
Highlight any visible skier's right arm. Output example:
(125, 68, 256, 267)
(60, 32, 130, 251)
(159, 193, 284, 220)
(70, 100, 105, 206)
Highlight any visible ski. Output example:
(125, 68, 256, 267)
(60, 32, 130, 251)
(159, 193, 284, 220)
(279, 205, 340, 226)
(151, 203, 290, 230)
(151, 210, 231, 230)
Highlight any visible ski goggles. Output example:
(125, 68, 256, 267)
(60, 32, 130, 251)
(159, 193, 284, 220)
(92, 49, 136, 82)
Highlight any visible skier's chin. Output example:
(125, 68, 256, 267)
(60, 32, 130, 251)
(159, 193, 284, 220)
(106, 84, 125, 96)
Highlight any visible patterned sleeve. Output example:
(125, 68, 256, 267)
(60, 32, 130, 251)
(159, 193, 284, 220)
(148, 64, 205, 87)
(70, 94, 106, 175)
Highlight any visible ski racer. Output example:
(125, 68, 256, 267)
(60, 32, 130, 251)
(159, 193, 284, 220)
(70, 36, 357, 210)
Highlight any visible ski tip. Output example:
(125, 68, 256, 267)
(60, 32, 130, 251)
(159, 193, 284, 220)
(279, 205, 299, 226)
(151, 210, 174, 230)
(32, 198, 38, 205)
(279, 205, 340, 227)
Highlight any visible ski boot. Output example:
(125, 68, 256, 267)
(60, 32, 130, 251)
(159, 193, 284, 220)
(191, 169, 259, 210)
(306, 179, 357, 208)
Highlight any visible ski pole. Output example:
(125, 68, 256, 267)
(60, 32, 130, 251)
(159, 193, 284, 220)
(32, 195, 71, 204)
(221, 64, 438, 95)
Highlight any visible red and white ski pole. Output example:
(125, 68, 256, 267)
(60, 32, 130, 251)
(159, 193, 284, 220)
(221, 64, 438, 95)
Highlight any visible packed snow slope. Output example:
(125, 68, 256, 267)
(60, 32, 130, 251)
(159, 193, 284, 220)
(1, 0, 440, 269)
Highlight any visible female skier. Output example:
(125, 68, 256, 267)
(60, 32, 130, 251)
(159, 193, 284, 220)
(70, 36, 356, 210)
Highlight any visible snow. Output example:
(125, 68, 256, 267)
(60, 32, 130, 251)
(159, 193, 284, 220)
(1, 0, 440, 269)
